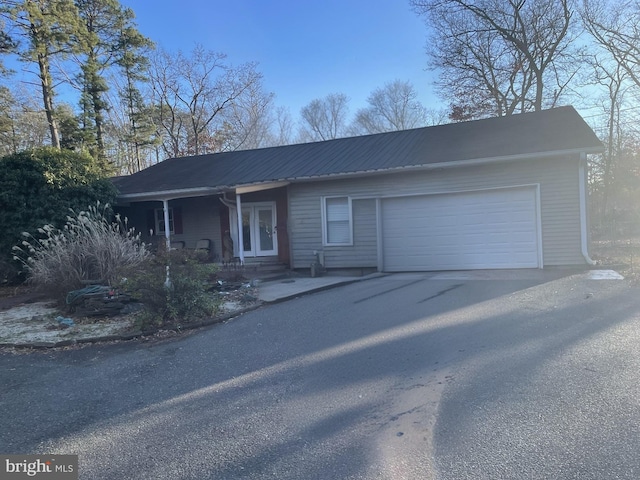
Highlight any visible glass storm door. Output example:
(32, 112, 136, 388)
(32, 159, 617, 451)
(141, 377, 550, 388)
(241, 203, 277, 257)
(241, 209, 254, 256)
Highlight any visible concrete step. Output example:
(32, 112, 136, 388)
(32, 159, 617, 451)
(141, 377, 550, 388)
(244, 264, 290, 280)
(217, 257, 292, 281)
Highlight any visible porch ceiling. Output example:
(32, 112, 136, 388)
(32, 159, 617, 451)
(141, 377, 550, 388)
(235, 181, 290, 194)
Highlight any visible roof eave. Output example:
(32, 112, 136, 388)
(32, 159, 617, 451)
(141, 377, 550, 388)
(115, 186, 225, 202)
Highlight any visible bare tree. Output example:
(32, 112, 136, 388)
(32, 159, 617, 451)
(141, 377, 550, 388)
(411, 0, 581, 118)
(581, 0, 640, 233)
(270, 106, 295, 146)
(298, 93, 349, 141)
(148, 48, 185, 157)
(586, 54, 630, 229)
(148, 45, 264, 158)
(351, 80, 433, 134)
(0, 84, 51, 155)
(218, 78, 275, 151)
(582, 0, 640, 89)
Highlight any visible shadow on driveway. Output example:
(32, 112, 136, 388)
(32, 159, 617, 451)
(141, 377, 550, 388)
(0, 269, 635, 479)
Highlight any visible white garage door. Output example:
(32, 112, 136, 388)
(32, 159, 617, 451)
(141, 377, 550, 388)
(382, 187, 540, 271)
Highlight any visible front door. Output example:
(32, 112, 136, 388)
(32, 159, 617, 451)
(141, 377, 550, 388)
(241, 203, 277, 257)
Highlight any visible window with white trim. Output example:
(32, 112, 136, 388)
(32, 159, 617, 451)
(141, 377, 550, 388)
(155, 208, 174, 235)
(323, 196, 352, 245)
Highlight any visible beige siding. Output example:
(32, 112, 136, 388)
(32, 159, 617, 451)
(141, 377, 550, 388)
(320, 199, 378, 268)
(119, 196, 223, 259)
(171, 197, 222, 258)
(288, 156, 584, 269)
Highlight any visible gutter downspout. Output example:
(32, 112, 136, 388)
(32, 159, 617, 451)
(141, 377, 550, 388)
(219, 194, 236, 209)
(236, 193, 244, 264)
(579, 152, 596, 266)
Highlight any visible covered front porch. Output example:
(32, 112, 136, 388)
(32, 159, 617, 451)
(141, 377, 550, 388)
(114, 183, 290, 267)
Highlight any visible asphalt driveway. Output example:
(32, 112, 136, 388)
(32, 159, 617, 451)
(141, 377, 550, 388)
(1, 270, 638, 479)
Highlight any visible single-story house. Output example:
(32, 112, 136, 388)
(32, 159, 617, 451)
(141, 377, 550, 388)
(113, 106, 603, 272)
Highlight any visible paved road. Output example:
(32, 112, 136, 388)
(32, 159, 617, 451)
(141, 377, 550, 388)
(1, 271, 639, 479)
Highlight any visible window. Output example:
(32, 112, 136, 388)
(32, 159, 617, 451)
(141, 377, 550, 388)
(148, 206, 182, 236)
(323, 196, 352, 245)
(155, 208, 174, 235)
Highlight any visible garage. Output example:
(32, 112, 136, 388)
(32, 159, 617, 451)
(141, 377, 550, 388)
(381, 187, 540, 271)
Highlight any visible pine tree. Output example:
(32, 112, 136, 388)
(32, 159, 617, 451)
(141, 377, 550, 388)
(75, 0, 150, 165)
(116, 24, 155, 172)
(3, 0, 84, 149)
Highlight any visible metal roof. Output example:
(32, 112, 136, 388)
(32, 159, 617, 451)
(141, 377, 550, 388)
(114, 106, 603, 200)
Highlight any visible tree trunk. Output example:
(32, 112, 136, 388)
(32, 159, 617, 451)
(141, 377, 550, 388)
(93, 94, 105, 159)
(37, 53, 60, 149)
(534, 70, 544, 111)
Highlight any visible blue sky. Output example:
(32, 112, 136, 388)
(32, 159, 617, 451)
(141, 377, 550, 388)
(123, 0, 442, 117)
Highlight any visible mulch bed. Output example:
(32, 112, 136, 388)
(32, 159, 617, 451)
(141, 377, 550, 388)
(0, 286, 49, 311)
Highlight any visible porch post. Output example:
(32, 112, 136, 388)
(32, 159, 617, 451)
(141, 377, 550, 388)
(236, 193, 244, 264)
(163, 199, 171, 287)
(162, 199, 171, 250)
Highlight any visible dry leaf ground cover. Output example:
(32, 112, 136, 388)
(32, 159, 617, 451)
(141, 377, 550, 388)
(0, 285, 261, 347)
(591, 237, 640, 283)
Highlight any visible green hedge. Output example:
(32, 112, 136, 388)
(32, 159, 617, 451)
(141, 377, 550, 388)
(0, 148, 116, 283)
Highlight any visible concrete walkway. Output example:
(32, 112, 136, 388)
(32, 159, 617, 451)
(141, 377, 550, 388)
(256, 273, 382, 303)
(253, 268, 600, 303)
(254, 268, 623, 303)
